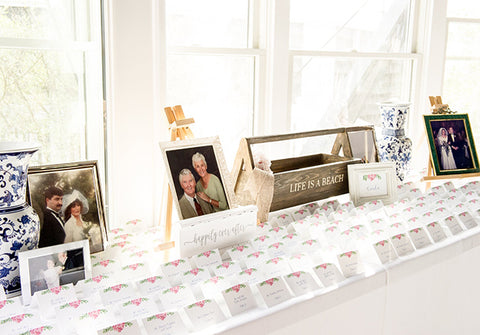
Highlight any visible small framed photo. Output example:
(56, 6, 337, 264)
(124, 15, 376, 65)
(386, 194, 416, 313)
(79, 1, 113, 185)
(160, 136, 235, 220)
(348, 162, 398, 206)
(424, 114, 479, 175)
(27, 161, 107, 253)
(18, 239, 92, 305)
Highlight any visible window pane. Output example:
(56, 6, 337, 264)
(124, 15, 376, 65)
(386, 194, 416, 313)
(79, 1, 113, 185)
(0, 1, 91, 40)
(446, 22, 480, 58)
(447, 0, 480, 18)
(290, 0, 411, 52)
(291, 57, 413, 131)
(443, 60, 480, 137)
(166, 0, 250, 48)
(0, 49, 87, 164)
(167, 54, 254, 166)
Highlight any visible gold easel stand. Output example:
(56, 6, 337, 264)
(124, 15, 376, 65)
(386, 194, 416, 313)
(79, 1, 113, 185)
(422, 96, 480, 188)
(162, 105, 195, 244)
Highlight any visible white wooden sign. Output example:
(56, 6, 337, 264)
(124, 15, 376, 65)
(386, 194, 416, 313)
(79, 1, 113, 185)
(178, 206, 257, 258)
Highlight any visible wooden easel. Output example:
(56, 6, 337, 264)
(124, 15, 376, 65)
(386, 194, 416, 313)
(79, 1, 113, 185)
(162, 105, 195, 243)
(422, 96, 480, 188)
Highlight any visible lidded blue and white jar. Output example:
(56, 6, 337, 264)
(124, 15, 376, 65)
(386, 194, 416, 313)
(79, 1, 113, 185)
(376, 102, 412, 181)
(0, 142, 40, 295)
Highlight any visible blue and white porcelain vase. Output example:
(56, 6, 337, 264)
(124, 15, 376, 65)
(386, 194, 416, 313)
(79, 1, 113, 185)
(0, 142, 40, 295)
(376, 102, 412, 181)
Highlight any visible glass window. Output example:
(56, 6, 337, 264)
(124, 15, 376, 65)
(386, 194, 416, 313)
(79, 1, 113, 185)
(447, 0, 480, 18)
(291, 56, 414, 131)
(290, 0, 411, 52)
(166, 0, 250, 48)
(0, 1, 103, 165)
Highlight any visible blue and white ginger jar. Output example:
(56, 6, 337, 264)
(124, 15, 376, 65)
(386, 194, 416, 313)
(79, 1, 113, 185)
(0, 142, 40, 295)
(377, 102, 412, 181)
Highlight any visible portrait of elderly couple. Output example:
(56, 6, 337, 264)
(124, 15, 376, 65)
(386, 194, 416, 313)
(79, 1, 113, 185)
(27, 162, 106, 253)
(164, 143, 230, 220)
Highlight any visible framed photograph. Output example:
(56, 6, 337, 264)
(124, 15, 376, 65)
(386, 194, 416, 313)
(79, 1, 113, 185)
(18, 239, 92, 305)
(348, 162, 398, 206)
(27, 161, 107, 253)
(160, 136, 235, 220)
(424, 114, 479, 176)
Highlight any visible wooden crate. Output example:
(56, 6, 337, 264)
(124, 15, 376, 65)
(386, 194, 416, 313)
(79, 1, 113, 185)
(231, 126, 378, 212)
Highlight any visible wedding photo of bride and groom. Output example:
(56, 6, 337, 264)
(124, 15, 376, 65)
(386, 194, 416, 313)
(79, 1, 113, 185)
(432, 122, 474, 171)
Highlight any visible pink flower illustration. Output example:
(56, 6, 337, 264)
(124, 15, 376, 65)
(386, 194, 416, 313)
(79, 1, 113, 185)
(92, 275, 103, 283)
(231, 285, 242, 293)
(265, 278, 276, 286)
(11, 314, 25, 323)
(112, 323, 126, 332)
(367, 174, 376, 181)
(376, 241, 386, 247)
(88, 310, 102, 319)
(221, 262, 231, 269)
(279, 214, 287, 219)
(236, 246, 245, 252)
(269, 257, 280, 264)
(411, 228, 421, 233)
(343, 251, 354, 258)
(250, 252, 261, 258)
(190, 268, 200, 276)
(169, 286, 181, 294)
(28, 326, 46, 335)
(157, 313, 168, 320)
(128, 219, 140, 225)
(50, 286, 62, 295)
(428, 222, 437, 227)
(202, 251, 211, 258)
(391, 223, 401, 228)
(115, 241, 127, 248)
(170, 260, 181, 267)
(244, 269, 254, 275)
(118, 234, 130, 240)
(69, 300, 81, 308)
(195, 300, 206, 308)
(270, 242, 281, 249)
(285, 234, 294, 239)
(258, 222, 266, 228)
(257, 235, 267, 242)
(424, 212, 432, 217)
(129, 264, 139, 270)
(304, 239, 315, 245)
(146, 277, 157, 284)
(131, 298, 143, 306)
(209, 277, 220, 284)
(272, 227, 280, 233)
(291, 272, 302, 278)
(111, 284, 123, 293)
(111, 228, 121, 234)
(100, 260, 110, 267)
(318, 264, 328, 270)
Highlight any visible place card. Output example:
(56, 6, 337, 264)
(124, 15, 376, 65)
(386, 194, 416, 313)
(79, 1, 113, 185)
(36, 284, 77, 310)
(444, 215, 464, 235)
(337, 251, 361, 278)
(213, 261, 242, 278)
(158, 285, 196, 310)
(124, 250, 151, 265)
(142, 312, 188, 335)
(92, 259, 121, 277)
(463, 191, 478, 201)
(312, 263, 344, 287)
(283, 271, 319, 296)
(194, 249, 223, 269)
(306, 212, 328, 225)
(268, 226, 287, 238)
(280, 233, 301, 249)
(0, 299, 23, 320)
(426, 222, 447, 243)
(119, 263, 150, 281)
(434, 207, 448, 220)
(271, 212, 294, 226)
(112, 233, 135, 243)
(315, 203, 334, 217)
(299, 239, 321, 254)
(222, 284, 257, 316)
(289, 253, 315, 271)
(237, 268, 262, 286)
(331, 208, 351, 221)
(255, 221, 271, 234)
(425, 191, 442, 202)
(267, 242, 288, 258)
(458, 211, 478, 229)
(257, 277, 292, 307)
(115, 297, 159, 321)
(263, 257, 291, 278)
(125, 218, 146, 233)
(292, 208, 311, 221)
(77, 274, 112, 297)
(136, 275, 171, 296)
(467, 198, 480, 211)
(390, 233, 415, 256)
(201, 276, 231, 298)
(106, 241, 134, 258)
(55, 299, 97, 322)
(366, 200, 384, 211)
(324, 199, 340, 210)
(0, 313, 42, 335)
(76, 308, 116, 332)
(184, 299, 226, 329)
(98, 320, 142, 335)
(99, 283, 137, 306)
(373, 240, 398, 264)
(301, 202, 320, 214)
(289, 219, 310, 236)
(181, 267, 210, 287)
(421, 211, 435, 224)
(251, 234, 275, 251)
(160, 258, 191, 285)
(228, 244, 253, 261)
(408, 227, 432, 249)
(244, 251, 269, 269)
